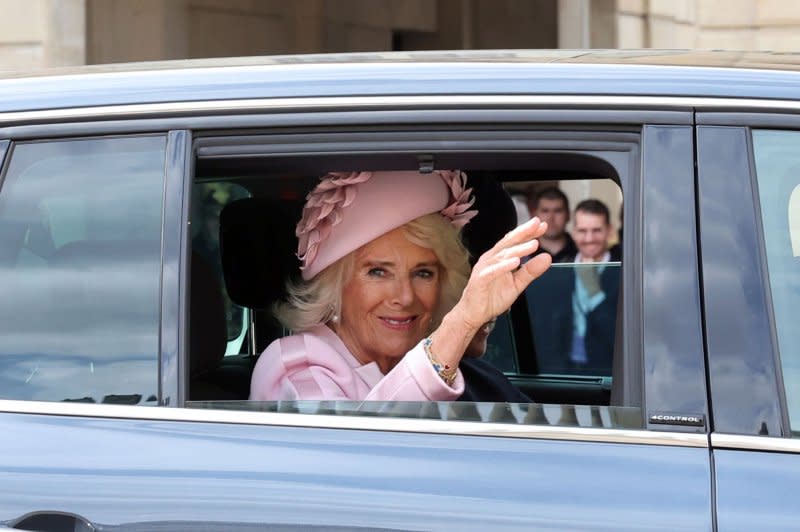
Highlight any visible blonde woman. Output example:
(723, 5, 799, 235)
(250, 170, 551, 401)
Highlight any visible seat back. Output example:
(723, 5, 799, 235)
(188, 250, 232, 400)
(219, 197, 303, 358)
(219, 197, 303, 311)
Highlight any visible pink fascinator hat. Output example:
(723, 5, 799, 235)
(296, 170, 478, 280)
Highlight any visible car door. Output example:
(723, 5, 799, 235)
(697, 112, 800, 531)
(0, 104, 712, 530)
(179, 109, 712, 530)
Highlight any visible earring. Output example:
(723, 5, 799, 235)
(331, 314, 339, 323)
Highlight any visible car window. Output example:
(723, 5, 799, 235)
(752, 129, 800, 433)
(186, 137, 636, 429)
(490, 179, 622, 383)
(0, 136, 166, 404)
(526, 262, 620, 377)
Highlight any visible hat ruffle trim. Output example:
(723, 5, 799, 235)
(296, 170, 478, 273)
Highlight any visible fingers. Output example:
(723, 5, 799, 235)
(474, 256, 521, 280)
(496, 238, 540, 262)
(491, 217, 548, 252)
(513, 252, 552, 290)
(474, 237, 547, 284)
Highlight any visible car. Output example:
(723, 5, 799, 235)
(0, 49, 798, 531)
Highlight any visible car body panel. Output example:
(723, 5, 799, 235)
(0, 409, 711, 531)
(1, 51, 800, 115)
(714, 448, 800, 531)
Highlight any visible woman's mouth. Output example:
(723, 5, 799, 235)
(379, 316, 416, 330)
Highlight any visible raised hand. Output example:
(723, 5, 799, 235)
(426, 216, 553, 374)
(456, 216, 553, 330)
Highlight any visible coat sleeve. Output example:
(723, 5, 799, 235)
(250, 334, 357, 401)
(250, 334, 464, 401)
(364, 340, 464, 401)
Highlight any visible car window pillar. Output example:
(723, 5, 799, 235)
(160, 130, 193, 407)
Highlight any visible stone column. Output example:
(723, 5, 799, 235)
(86, 0, 189, 64)
(0, 0, 86, 70)
(291, 0, 325, 53)
(558, 0, 590, 48)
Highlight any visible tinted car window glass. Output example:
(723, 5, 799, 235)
(190, 399, 642, 429)
(0, 136, 166, 404)
(482, 312, 516, 373)
(527, 262, 620, 377)
(504, 178, 622, 381)
(752, 129, 800, 431)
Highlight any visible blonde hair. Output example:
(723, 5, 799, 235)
(274, 213, 470, 332)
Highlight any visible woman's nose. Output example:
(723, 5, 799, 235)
(390, 277, 415, 307)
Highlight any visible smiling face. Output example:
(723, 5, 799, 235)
(572, 209, 611, 262)
(334, 227, 441, 373)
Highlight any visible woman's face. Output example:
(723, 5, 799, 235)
(335, 227, 441, 373)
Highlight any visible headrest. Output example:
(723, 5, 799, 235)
(219, 197, 303, 310)
(461, 176, 517, 265)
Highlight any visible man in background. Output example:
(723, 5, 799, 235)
(528, 186, 577, 263)
(567, 199, 620, 372)
(526, 198, 619, 375)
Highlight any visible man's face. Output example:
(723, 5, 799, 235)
(533, 197, 569, 239)
(572, 210, 611, 262)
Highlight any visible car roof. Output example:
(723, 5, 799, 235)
(2, 49, 800, 114)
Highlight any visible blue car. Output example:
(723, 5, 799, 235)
(0, 50, 798, 531)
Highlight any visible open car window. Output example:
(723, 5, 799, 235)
(186, 129, 637, 428)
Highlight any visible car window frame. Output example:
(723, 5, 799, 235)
(190, 111, 683, 430)
(0, 133, 172, 405)
(696, 114, 792, 438)
(162, 130, 193, 407)
(0, 98, 707, 445)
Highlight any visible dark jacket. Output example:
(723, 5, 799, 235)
(533, 234, 578, 264)
(525, 260, 620, 375)
(458, 357, 531, 402)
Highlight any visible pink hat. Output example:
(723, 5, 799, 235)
(296, 170, 477, 280)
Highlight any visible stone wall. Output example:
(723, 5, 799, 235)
(0, 0, 84, 71)
(616, 0, 800, 51)
(0, 0, 559, 70)
(5, 1, 800, 70)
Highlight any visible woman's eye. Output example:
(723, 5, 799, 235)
(367, 268, 386, 277)
(415, 269, 435, 279)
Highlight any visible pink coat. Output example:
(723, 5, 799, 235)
(249, 325, 464, 401)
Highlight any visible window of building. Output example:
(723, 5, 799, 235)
(0, 136, 166, 404)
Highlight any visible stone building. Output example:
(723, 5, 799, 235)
(3, 0, 800, 71)
(2, 0, 797, 236)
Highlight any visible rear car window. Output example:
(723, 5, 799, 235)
(752, 129, 800, 433)
(0, 136, 166, 404)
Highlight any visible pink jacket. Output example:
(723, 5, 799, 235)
(249, 325, 464, 401)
